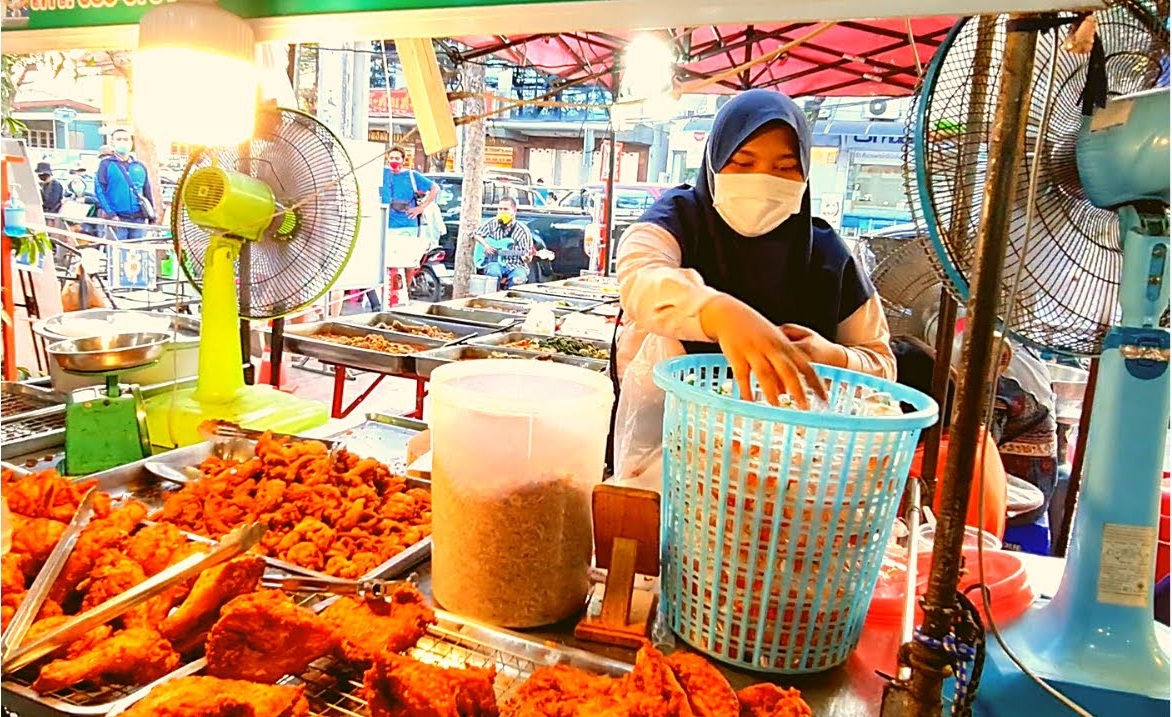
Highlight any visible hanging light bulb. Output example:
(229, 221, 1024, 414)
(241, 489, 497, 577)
(617, 34, 678, 126)
(134, 0, 257, 146)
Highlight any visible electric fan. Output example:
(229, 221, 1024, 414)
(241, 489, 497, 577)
(854, 232, 943, 341)
(910, 5, 1169, 715)
(143, 106, 361, 447)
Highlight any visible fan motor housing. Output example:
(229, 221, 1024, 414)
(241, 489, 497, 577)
(1077, 88, 1171, 209)
(183, 166, 278, 242)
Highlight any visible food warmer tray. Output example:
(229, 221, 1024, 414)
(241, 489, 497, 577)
(512, 283, 620, 303)
(282, 321, 446, 374)
(105, 608, 631, 717)
(413, 344, 606, 379)
(1, 383, 67, 462)
(392, 302, 522, 329)
(483, 290, 602, 311)
(70, 437, 433, 583)
(324, 412, 427, 474)
(446, 296, 585, 318)
(336, 312, 496, 345)
(467, 331, 611, 361)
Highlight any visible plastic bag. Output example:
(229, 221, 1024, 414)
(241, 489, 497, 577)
(611, 332, 684, 493)
(61, 266, 111, 312)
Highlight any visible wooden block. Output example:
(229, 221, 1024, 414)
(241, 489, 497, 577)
(574, 589, 657, 649)
(394, 38, 458, 155)
(592, 484, 660, 576)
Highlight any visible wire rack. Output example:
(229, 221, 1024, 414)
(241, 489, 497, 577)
(1, 411, 65, 444)
(296, 612, 631, 717)
(1, 389, 57, 418)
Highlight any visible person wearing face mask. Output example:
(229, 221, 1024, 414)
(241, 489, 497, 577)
(473, 196, 534, 288)
(379, 146, 439, 306)
(95, 128, 156, 241)
(610, 90, 894, 484)
(35, 162, 64, 215)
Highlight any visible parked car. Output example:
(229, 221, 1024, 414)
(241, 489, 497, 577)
(555, 183, 673, 218)
(427, 173, 593, 280)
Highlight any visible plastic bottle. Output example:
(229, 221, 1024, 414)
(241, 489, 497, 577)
(4, 190, 27, 238)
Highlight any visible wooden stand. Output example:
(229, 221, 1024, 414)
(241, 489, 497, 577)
(575, 484, 660, 648)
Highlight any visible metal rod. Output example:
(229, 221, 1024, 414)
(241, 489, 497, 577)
(921, 290, 958, 504)
(603, 66, 619, 277)
(904, 16, 1040, 717)
(269, 317, 286, 388)
(1054, 358, 1099, 557)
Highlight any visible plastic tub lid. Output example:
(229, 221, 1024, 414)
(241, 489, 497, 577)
(868, 548, 1034, 629)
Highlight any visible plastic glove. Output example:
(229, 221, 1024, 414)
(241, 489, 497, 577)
(699, 294, 826, 408)
(780, 324, 849, 368)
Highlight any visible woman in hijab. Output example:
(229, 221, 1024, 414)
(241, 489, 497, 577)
(611, 89, 895, 484)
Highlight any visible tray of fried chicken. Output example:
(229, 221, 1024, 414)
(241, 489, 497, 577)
(71, 432, 432, 583)
(98, 574, 812, 717)
(0, 467, 314, 714)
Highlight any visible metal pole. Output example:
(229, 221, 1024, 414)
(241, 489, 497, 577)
(920, 291, 957, 501)
(902, 16, 1039, 717)
(1055, 358, 1099, 556)
(602, 67, 619, 277)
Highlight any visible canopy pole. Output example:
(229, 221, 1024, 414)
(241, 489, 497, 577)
(603, 66, 619, 277)
(899, 15, 1040, 717)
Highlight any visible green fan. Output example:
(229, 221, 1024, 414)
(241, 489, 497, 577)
(144, 106, 361, 447)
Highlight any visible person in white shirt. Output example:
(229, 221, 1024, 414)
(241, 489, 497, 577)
(610, 89, 895, 483)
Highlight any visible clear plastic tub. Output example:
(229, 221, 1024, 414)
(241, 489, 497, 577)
(918, 523, 1002, 553)
(428, 359, 615, 628)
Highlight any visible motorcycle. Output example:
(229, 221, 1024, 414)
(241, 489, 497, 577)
(409, 245, 453, 303)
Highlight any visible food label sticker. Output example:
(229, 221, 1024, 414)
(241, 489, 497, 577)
(1090, 99, 1133, 132)
(1097, 522, 1156, 607)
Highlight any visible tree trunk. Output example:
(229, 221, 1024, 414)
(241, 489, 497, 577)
(453, 62, 486, 299)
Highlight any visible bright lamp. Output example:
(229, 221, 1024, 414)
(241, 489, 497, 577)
(134, 0, 257, 146)
(616, 34, 677, 126)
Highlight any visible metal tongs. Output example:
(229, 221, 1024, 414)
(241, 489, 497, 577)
(1, 489, 99, 661)
(261, 573, 416, 601)
(2, 522, 267, 674)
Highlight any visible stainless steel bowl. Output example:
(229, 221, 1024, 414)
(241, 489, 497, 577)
(47, 332, 171, 374)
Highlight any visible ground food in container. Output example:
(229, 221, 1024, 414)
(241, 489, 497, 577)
(153, 433, 431, 579)
(316, 331, 418, 354)
(431, 473, 593, 628)
(503, 336, 607, 360)
(374, 320, 458, 341)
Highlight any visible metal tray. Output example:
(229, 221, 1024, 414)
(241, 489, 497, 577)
(413, 344, 606, 379)
(283, 321, 445, 374)
(338, 312, 495, 345)
(485, 290, 602, 311)
(2, 382, 67, 419)
(394, 302, 522, 329)
(468, 332, 611, 362)
(324, 412, 428, 475)
(513, 283, 620, 303)
(75, 438, 432, 584)
(105, 609, 631, 717)
(33, 309, 201, 348)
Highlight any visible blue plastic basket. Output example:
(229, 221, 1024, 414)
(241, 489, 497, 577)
(654, 355, 938, 673)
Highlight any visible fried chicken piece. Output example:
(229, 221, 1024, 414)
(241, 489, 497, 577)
(32, 627, 180, 694)
(124, 522, 188, 576)
(364, 651, 498, 717)
(3, 471, 107, 522)
(667, 652, 739, 717)
(622, 645, 696, 717)
(120, 676, 310, 717)
(502, 664, 624, 717)
(77, 551, 173, 629)
(159, 555, 265, 641)
(2, 553, 28, 628)
(23, 617, 112, 659)
(50, 501, 149, 602)
(735, 684, 813, 717)
(9, 515, 67, 564)
(205, 590, 337, 683)
(320, 583, 436, 663)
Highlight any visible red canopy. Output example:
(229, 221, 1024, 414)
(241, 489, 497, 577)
(454, 19, 956, 97)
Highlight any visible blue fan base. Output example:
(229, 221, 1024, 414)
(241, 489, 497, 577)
(967, 612, 1171, 716)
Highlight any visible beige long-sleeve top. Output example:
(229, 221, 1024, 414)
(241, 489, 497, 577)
(616, 221, 896, 381)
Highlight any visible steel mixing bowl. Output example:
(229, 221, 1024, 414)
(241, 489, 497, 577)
(47, 332, 171, 374)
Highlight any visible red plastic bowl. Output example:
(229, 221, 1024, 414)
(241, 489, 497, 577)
(867, 547, 1034, 629)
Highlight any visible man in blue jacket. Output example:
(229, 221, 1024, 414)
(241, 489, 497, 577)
(95, 129, 155, 241)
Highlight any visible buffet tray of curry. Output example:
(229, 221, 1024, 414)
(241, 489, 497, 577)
(467, 332, 611, 362)
(281, 321, 447, 374)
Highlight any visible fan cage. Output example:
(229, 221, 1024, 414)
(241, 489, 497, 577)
(173, 107, 361, 320)
(906, 5, 1169, 357)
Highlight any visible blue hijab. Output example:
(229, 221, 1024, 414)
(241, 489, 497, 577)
(637, 89, 874, 351)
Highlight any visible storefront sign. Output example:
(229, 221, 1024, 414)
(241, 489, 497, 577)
(7, 0, 581, 30)
(369, 88, 414, 118)
(485, 145, 513, 168)
(844, 134, 905, 150)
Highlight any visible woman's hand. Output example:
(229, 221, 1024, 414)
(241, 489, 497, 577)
(699, 295, 826, 408)
(780, 324, 849, 369)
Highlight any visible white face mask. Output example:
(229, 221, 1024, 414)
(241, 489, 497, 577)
(712, 173, 806, 237)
